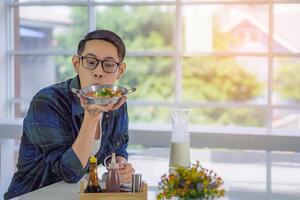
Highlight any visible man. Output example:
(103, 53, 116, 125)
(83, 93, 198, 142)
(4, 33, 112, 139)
(4, 30, 135, 199)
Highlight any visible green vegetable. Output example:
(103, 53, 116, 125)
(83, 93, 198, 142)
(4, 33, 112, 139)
(95, 88, 113, 97)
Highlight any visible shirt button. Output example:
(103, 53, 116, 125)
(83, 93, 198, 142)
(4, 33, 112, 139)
(117, 142, 120, 146)
(106, 114, 109, 118)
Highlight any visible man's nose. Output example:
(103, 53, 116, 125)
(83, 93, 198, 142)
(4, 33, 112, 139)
(94, 74, 103, 78)
(93, 63, 104, 78)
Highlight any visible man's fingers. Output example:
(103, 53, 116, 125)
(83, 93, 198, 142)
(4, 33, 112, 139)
(112, 96, 127, 110)
(119, 167, 134, 175)
(103, 103, 114, 111)
(118, 163, 135, 175)
(120, 174, 132, 183)
(119, 170, 134, 183)
(116, 161, 135, 183)
(79, 95, 88, 106)
(118, 162, 132, 169)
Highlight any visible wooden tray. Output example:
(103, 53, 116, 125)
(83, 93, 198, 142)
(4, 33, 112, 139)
(79, 181, 148, 200)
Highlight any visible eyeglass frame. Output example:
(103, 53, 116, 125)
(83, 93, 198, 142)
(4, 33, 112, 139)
(77, 55, 121, 73)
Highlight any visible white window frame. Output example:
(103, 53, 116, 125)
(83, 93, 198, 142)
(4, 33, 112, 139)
(3, 0, 300, 139)
(0, 1, 7, 119)
(2, 1, 300, 197)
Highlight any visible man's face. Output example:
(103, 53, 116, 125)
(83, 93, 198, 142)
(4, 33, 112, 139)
(72, 39, 126, 88)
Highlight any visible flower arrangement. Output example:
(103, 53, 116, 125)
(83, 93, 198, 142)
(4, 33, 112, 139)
(157, 161, 225, 200)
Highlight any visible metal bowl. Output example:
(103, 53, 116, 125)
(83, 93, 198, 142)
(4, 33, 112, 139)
(72, 84, 136, 105)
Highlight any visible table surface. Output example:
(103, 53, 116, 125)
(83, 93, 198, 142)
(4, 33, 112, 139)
(15, 147, 300, 200)
(18, 181, 80, 200)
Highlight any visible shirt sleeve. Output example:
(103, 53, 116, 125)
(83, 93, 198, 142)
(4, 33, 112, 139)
(115, 133, 129, 160)
(24, 91, 87, 183)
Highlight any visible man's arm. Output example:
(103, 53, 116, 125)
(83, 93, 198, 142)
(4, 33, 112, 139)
(72, 95, 127, 167)
(71, 112, 101, 168)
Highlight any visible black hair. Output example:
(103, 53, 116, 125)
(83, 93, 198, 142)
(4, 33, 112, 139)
(77, 30, 126, 62)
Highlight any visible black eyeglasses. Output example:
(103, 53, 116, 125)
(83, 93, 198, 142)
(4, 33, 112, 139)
(78, 55, 120, 73)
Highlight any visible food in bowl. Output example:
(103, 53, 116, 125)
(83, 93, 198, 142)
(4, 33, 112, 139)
(71, 84, 136, 105)
(86, 88, 123, 98)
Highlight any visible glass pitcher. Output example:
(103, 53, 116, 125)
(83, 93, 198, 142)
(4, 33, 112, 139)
(169, 109, 191, 168)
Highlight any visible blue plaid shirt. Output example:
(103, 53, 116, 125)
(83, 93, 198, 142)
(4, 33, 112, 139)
(4, 76, 129, 200)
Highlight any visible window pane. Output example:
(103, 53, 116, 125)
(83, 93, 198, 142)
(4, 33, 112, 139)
(95, 0, 173, 2)
(119, 57, 175, 101)
(273, 109, 300, 131)
(182, 57, 267, 103)
(182, 5, 268, 52)
(272, 151, 300, 197)
(273, 57, 300, 106)
(128, 106, 171, 123)
(15, 6, 88, 51)
(200, 149, 267, 199)
(13, 55, 75, 117)
(182, 0, 267, 2)
(96, 6, 175, 51)
(274, 4, 300, 53)
(13, 55, 174, 117)
(190, 108, 266, 127)
(14, 0, 84, 2)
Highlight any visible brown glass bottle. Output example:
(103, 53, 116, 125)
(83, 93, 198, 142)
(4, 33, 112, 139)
(85, 156, 102, 193)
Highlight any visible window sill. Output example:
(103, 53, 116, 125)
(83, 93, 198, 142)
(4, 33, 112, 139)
(0, 120, 300, 152)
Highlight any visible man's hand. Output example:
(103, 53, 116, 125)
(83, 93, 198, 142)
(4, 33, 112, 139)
(106, 156, 135, 183)
(79, 95, 127, 115)
(118, 162, 135, 183)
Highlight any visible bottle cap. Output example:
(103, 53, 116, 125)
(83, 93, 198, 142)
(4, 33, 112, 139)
(109, 153, 118, 169)
(90, 156, 97, 164)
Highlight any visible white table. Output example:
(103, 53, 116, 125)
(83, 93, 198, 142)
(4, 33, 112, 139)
(18, 181, 80, 200)
(15, 147, 300, 200)
(17, 181, 160, 200)
(16, 148, 228, 200)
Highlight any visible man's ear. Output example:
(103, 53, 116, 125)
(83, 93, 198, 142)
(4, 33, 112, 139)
(72, 55, 80, 73)
(117, 63, 126, 79)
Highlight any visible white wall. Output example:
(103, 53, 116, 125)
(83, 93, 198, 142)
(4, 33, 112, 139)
(0, 3, 14, 200)
(0, 1, 7, 119)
